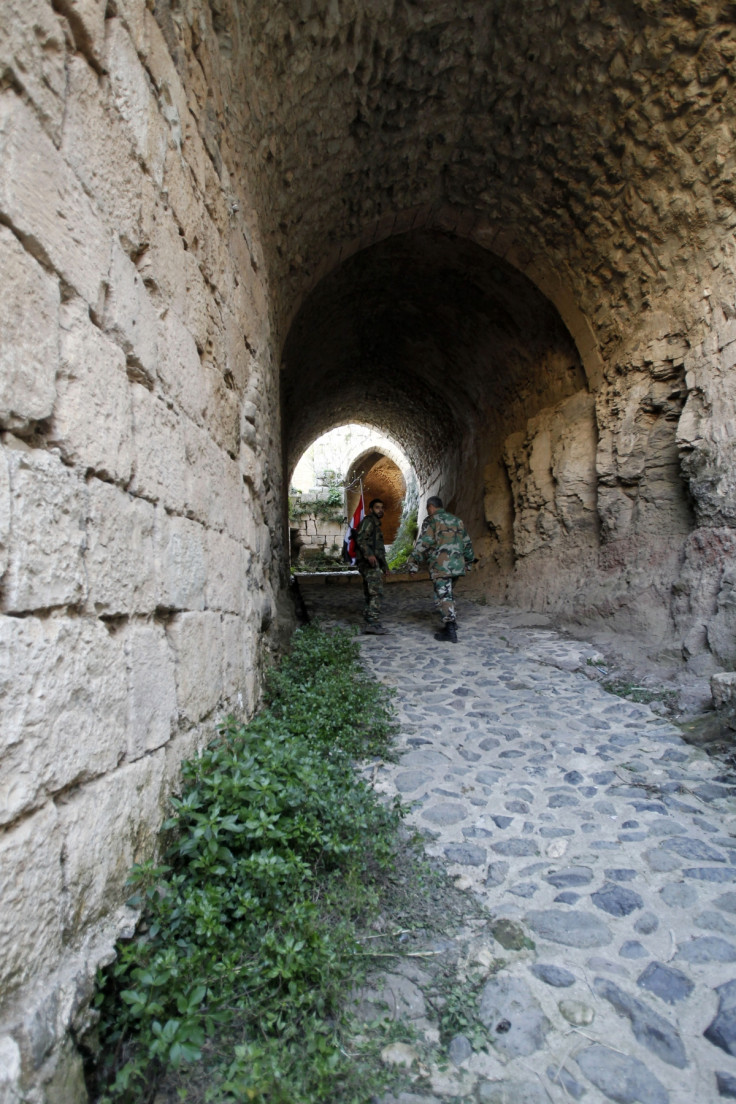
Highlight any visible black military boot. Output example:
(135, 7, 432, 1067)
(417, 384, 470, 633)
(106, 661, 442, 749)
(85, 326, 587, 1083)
(434, 621, 458, 643)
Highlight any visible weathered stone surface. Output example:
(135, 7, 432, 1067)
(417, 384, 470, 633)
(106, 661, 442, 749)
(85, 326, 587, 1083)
(591, 882, 645, 917)
(105, 19, 168, 186)
(661, 836, 727, 863)
(123, 621, 176, 759)
(0, 0, 67, 140)
(637, 962, 694, 1006)
(167, 611, 224, 723)
(205, 530, 248, 615)
(717, 1070, 736, 1098)
(444, 843, 486, 866)
(61, 53, 154, 252)
(3, 441, 88, 612)
(0, 225, 59, 432)
(0, 804, 63, 994)
(86, 481, 156, 616)
(0, 449, 10, 581)
(705, 980, 736, 1057)
(547, 1064, 586, 1101)
(57, 753, 166, 933)
(593, 978, 688, 1068)
(676, 937, 736, 964)
(526, 909, 612, 948)
(558, 999, 594, 1026)
(156, 306, 208, 422)
(422, 802, 467, 826)
(52, 299, 134, 482)
(478, 976, 550, 1057)
(0, 616, 127, 820)
(712, 673, 736, 714)
(576, 1044, 669, 1104)
(155, 511, 207, 612)
(0, 94, 109, 308)
(545, 865, 593, 888)
(531, 963, 575, 988)
(103, 240, 159, 382)
(129, 384, 187, 511)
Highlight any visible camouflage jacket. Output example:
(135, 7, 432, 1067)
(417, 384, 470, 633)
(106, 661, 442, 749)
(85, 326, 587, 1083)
(409, 508, 473, 578)
(356, 513, 387, 570)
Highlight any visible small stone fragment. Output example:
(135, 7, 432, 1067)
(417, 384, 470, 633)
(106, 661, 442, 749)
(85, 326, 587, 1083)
(558, 999, 594, 1026)
(545, 866, 593, 888)
(591, 882, 644, 917)
(491, 838, 539, 856)
(444, 842, 486, 866)
(448, 1033, 473, 1066)
(491, 918, 534, 951)
(486, 861, 508, 886)
(380, 1042, 419, 1069)
(605, 868, 637, 881)
(635, 912, 659, 935)
(620, 940, 648, 959)
(531, 963, 575, 988)
(545, 838, 568, 859)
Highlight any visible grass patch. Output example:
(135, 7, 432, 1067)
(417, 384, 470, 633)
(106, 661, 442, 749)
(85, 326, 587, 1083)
(602, 677, 678, 710)
(86, 624, 403, 1104)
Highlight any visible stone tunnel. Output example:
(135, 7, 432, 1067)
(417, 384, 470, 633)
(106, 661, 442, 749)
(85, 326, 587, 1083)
(2, 0, 736, 1097)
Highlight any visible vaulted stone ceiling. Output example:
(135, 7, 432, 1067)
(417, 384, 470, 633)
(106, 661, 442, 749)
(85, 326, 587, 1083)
(225, 0, 736, 332)
(283, 230, 584, 478)
(190, 0, 736, 465)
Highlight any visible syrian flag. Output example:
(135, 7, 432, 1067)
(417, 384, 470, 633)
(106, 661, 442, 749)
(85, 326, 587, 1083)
(345, 493, 365, 564)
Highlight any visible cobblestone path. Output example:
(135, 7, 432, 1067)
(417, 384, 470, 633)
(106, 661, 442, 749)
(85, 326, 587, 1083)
(299, 576, 736, 1104)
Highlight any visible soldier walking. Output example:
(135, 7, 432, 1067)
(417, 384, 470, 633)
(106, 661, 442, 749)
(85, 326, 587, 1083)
(408, 496, 473, 643)
(356, 498, 390, 634)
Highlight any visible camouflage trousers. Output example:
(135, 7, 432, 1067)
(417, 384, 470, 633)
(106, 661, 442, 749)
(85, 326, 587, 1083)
(360, 566, 384, 624)
(433, 575, 459, 623)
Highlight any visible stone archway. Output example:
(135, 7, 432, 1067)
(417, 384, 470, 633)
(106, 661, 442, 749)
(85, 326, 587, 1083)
(346, 448, 407, 544)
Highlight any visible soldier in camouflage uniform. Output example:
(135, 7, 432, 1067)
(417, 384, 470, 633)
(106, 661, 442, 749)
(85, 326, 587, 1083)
(356, 498, 390, 634)
(408, 496, 473, 643)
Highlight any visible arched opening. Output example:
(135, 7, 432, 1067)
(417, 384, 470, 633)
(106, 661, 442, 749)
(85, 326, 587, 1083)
(346, 449, 406, 544)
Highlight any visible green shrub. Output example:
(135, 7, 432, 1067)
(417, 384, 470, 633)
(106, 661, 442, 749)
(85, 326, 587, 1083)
(388, 508, 418, 570)
(89, 625, 401, 1104)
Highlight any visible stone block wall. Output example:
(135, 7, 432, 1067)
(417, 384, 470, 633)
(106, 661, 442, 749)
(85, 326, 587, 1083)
(0, 2, 284, 1098)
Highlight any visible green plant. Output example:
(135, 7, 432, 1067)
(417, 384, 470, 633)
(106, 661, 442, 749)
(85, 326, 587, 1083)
(387, 508, 418, 570)
(434, 979, 486, 1051)
(602, 678, 677, 708)
(88, 625, 402, 1104)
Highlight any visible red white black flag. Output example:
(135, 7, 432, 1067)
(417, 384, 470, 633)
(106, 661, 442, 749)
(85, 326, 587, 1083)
(345, 493, 365, 564)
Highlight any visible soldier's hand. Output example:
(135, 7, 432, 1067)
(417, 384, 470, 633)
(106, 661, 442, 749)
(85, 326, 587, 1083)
(367, 555, 378, 567)
(408, 563, 419, 574)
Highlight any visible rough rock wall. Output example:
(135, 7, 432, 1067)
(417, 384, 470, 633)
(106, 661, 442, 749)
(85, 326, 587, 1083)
(0, 2, 283, 1098)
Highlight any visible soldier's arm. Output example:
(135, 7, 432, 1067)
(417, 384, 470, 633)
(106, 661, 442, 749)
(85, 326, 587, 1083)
(462, 529, 474, 564)
(408, 527, 431, 564)
(355, 517, 374, 559)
